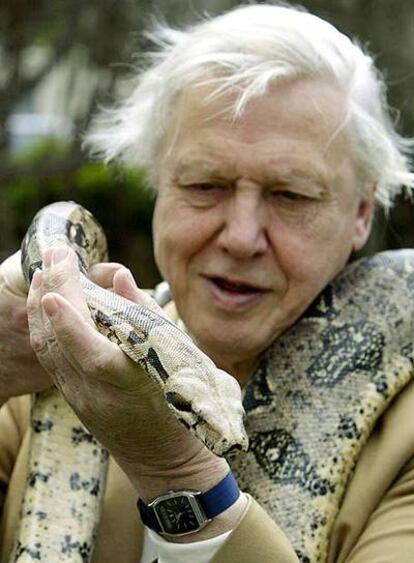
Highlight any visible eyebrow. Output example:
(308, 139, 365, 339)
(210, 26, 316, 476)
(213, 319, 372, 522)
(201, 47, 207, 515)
(271, 171, 328, 191)
(174, 160, 227, 179)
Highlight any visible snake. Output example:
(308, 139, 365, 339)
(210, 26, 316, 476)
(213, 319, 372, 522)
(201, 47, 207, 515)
(10, 201, 247, 562)
(9, 201, 414, 562)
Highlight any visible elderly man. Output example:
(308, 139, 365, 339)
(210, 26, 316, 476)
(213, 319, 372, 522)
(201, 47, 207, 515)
(0, 3, 413, 562)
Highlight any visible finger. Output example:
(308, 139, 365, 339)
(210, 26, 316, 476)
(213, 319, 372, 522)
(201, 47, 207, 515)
(89, 262, 125, 289)
(42, 246, 94, 327)
(42, 292, 136, 389)
(27, 270, 60, 379)
(113, 268, 166, 317)
(0, 251, 27, 296)
(0, 252, 30, 333)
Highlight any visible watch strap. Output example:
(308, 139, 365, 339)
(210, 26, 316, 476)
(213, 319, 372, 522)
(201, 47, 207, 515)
(138, 498, 163, 533)
(198, 470, 240, 518)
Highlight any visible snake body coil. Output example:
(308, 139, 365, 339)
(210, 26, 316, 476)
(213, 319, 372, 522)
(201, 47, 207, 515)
(11, 201, 247, 562)
(10, 201, 414, 562)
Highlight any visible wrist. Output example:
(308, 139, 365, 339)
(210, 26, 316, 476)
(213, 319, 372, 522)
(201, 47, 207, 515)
(130, 444, 229, 502)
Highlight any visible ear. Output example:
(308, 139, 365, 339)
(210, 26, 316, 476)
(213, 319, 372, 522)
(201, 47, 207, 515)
(352, 186, 376, 252)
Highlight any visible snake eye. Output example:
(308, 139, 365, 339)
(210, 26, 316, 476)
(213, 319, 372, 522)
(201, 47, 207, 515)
(165, 392, 193, 412)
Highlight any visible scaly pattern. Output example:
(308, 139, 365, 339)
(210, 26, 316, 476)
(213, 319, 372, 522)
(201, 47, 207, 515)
(11, 201, 247, 562)
(10, 201, 414, 562)
(227, 250, 414, 561)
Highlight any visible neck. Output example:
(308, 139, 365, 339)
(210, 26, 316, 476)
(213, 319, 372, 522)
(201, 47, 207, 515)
(202, 347, 259, 388)
(174, 310, 258, 386)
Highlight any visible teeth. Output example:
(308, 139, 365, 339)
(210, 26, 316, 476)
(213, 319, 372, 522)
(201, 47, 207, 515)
(215, 278, 254, 293)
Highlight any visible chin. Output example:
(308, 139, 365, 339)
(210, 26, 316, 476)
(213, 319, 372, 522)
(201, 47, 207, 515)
(194, 322, 267, 371)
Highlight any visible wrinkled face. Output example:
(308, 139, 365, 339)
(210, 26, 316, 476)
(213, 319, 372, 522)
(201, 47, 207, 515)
(153, 78, 374, 382)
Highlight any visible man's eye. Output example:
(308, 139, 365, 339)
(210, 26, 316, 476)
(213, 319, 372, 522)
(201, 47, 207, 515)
(272, 190, 305, 201)
(275, 189, 317, 202)
(190, 183, 222, 191)
(183, 183, 227, 196)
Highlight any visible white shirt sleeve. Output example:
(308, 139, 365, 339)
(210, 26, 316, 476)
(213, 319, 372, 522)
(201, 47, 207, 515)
(140, 527, 232, 563)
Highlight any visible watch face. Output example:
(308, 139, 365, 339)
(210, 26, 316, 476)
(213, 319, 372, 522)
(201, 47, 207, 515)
(155, 494, 204, 534)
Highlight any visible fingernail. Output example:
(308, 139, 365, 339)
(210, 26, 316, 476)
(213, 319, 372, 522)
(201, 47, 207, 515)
(31, 269, 42, 290)
(125, 269, 138, 287)
(43, 295, 59, 318)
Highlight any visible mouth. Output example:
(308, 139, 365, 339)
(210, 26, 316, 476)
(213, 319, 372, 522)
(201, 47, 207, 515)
(203, 275, 269, 309)
(209, 276, 265, 293)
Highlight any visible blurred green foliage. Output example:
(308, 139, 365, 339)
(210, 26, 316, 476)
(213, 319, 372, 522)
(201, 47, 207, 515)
(1, 0, 413, 286)
(1, 142, 159, 287)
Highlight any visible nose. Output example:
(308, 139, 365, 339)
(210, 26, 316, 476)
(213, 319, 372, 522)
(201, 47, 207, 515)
(217, 185, 268, 259)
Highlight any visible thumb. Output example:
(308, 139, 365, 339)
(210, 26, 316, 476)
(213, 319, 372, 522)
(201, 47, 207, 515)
(0, 251, 27, 297)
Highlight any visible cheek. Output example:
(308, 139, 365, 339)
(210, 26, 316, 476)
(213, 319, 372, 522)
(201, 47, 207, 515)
(153, 202, 215, 282)
(152, 204, 165, 274)
(152, 202, 178, 280)
(269, 210, 353, 286)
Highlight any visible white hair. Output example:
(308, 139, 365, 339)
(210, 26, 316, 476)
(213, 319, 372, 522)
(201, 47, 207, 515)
(85, 3, 414, 209)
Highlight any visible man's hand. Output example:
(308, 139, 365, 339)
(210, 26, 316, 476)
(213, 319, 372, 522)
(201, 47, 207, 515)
(0, 251, 51, 403)
(0, 250, 132, 404)
(26, 247, 229, 502)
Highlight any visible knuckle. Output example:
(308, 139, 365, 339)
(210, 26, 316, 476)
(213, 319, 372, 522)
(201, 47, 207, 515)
(42, 267, 69, 290)
(26, 297, 38, 317)
(82, 350, 111, 378)
(30, 332, 48, 355)
(82, 356, 104, 377)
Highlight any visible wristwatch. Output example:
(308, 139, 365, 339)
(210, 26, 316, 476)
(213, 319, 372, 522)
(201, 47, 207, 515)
(137, 471, 240, 536)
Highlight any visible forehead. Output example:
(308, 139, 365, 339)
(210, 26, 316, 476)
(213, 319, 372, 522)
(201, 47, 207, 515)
(158, 77, 352, 185)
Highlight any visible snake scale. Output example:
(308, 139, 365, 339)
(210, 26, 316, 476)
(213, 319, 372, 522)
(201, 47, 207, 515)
(8, 201, 414, 562)
(11, 201, 247, 562)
